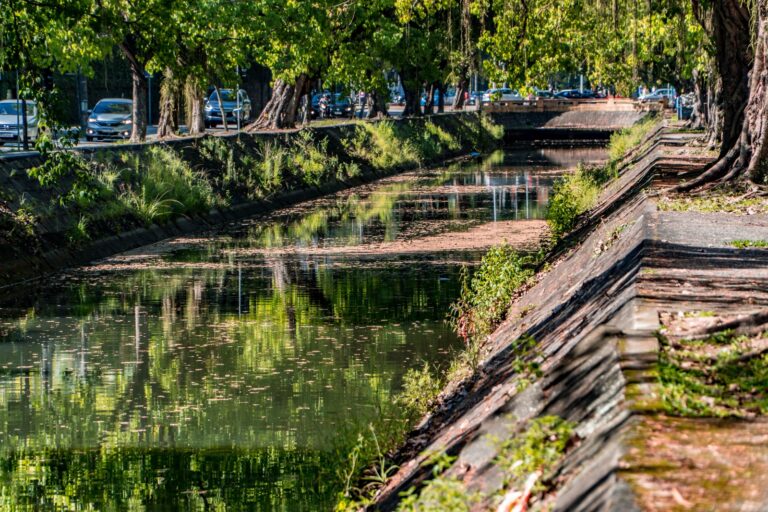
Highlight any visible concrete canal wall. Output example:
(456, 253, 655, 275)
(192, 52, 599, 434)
(0, 113, 502, 287)
(371, 126, 768, 510)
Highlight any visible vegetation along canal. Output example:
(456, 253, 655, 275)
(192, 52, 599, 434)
(0, 146, 605, 510)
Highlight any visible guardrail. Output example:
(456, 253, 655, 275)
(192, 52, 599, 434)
(482, 98, 666, 113)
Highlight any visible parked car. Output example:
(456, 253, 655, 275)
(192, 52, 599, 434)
(0, 99, 38, 145)
(639, 88, 676, 106)
(481, 88, 522, 102)
(204, 89, 252, 128)
(467, 91, 484, 105)
(534, 89, 555, 98)
(330, 94, 354, 118)
(310, 92, 354, 119)
(554, 89, 596, 99)
(86, 98, 132, 141)
(420, 89, 456, 107)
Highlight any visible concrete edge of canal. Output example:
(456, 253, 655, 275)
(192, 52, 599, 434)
(370, 123, 768, 510)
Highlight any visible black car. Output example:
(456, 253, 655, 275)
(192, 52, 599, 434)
(311, 93, 353, 119)
(555, 89, 596, 99)
(204, 89, 252, 128)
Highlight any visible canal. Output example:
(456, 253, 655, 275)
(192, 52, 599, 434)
(0, 146, 605, 510)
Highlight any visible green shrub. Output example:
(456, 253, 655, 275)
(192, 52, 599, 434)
(396, 363, 444, 419)
(494, 416, 574, 492)
(105, 146, 218, 224)
(396, 452, 480, 512)
(607, 114, 658, 169)
(449, 244, 536, 342)
(346, 121, 422, 170)
(546, 164, 607, 239)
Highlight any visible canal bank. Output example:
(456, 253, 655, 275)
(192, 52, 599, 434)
(0, 113, 504, 288)
(369, 123, 768, 511)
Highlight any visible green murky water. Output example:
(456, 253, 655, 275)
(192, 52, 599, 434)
(0, 147, 604, 511)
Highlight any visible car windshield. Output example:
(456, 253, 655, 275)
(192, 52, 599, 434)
(211, 90, 236, 102)
(0, 101, 35, 116)
(93, 101, 131, 114)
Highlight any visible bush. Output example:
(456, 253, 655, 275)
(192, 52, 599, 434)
(396, 363, 444, 419)
(607, 114, 658, 169)
(449, 244, 535, 342)
(546, 164, 607, 239)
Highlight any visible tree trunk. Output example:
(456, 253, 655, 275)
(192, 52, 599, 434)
(675, 0, 752, 190)
(156, 71, 177, 139)
(711, 0, 750, 155)
(120, 40, 148, 142)
(21, 98, 29, 151)
(401, 79, 422, 117)
(214, 85, 229, 131)
(689, 68, 707, 130)
(424, 83, 436, 115)
(366, 89, 389, 119)
(436, 83, 445, 113)
(740, 2, 768, 184)
(454, 75, 469, 110)
(249, 75, 308, 130)
(184, 78, 205, 136)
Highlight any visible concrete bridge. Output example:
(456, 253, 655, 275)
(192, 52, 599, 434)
(486, 98, 663, 141)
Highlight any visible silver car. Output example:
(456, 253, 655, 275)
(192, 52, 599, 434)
(0, 99, 38, 146)
(204, 89, 252, 128)
(86, 98, 132, 141)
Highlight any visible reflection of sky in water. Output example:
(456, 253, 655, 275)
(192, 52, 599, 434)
(0, 147, 605, 510)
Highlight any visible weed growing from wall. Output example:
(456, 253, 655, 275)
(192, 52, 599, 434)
(449, 244, 536, 343)
(546, 115, 658, 242)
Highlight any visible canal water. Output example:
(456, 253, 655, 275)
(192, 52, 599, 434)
(0, 147, 605, 510)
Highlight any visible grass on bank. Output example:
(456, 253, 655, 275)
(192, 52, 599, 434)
(546, 114, 659, 240)
(392, 416, 574, 511)
(658, 329, 768, 418)
(15, 114, 503, 246)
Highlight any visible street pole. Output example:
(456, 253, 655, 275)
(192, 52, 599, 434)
(15, 71, 20, 152)
(236, 65, 241, 133)
(148, 74, 152, 128)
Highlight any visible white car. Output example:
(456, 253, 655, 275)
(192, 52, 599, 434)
(86, 98, 133, 141)
(482, 88, 522, 103)
(0, 99, 38, 145)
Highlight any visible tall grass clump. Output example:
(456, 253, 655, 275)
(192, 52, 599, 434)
(607, 114, 658, 168)
(117, 146, 217, 224)
(545, 164, 609, 240)
(346, 120, 422, 170)
(449, 244, 536, 344)
(546, 115, 659, 241)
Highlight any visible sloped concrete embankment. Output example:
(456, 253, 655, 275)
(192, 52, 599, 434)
(373, 128, 768, 510)
(490, 110, 649, 142)
(0, 113, 491, 287)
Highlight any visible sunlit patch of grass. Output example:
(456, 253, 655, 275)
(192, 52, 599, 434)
(607, 114, 659, 166)
(658, 330, 768, 418)
(729, 239, 768, 249)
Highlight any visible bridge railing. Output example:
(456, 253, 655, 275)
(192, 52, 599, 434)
(482, 98, 665, 113)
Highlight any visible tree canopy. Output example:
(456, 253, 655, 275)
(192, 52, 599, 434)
(1, 0, 767, 185)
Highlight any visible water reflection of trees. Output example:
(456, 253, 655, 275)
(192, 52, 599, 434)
(0, 150, 593, 509)
(0, 446, 339, 510)
(0, 258, 461, 451)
